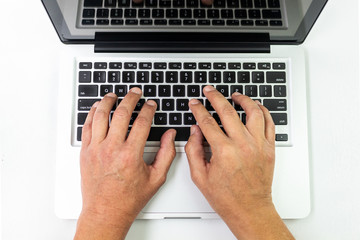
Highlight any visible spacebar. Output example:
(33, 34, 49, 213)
(147, 127, 191, 141)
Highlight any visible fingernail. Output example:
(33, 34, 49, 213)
(189, 99, 200, 105)
(190, 125, 197, 135)
(93, 101, 99, 108)
(233, 91, 242, 96)
(204, 85, 216, 92)
(130, 87, 142, 95)
(146, 100, 156, 106)
(106, 92, 117, 98)
(255, 100, 262, 105)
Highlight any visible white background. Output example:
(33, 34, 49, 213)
(1, 0, 360, 239)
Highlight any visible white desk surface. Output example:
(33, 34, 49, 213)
(1, 0, 360, 239)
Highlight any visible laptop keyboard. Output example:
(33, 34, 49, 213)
(75, 58, 290, 146)
(79, 0, 285, 28)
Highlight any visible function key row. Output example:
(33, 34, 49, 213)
(79, 62, 286, 70)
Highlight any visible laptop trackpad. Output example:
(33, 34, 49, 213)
(142, 152, 215, 215)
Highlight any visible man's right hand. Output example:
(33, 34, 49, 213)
(132, 0, 214, 5)
(185, 85, 295, 240)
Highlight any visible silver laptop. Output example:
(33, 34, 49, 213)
(42, 0, 327, 219)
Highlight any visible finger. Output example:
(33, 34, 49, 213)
(203, 85, 247, 139)
(231, 92, 265, 138)
(81, 101, 99, 147)
(188, 99, 228, 147)
(126, 100, 157, 153)
(185, 125, 208, 186)
(91, 93, 117, 142)
(201, 0, 214, 5)
(258, 103, 276, 145)
(151, 129, 177, 179)
(107, 87, 142, 143)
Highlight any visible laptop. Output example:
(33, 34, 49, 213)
(42, 0, 327, 219)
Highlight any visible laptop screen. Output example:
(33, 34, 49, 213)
(42, 0, 327, 45)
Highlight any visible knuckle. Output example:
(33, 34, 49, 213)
(113, 106, 131, 119)
(251, 107, 264, 118)
(200, 116, 216, 126)
(94, 108, 109, 120)
(220, 105, 237, 117)
(134, 115, 150, 128)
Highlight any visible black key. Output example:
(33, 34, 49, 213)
(245, 85, 258, 97)
(209, 71, 221, 83)
(195, 72, 207, 83)
(270, 20, 283, 26)
(111, 19, 124, 25)
(274, 85, 286, 97)
(273, 63, 286, 69)
(199, 63, 211, 69)
(258, 63, 271, 69)
(151, 71, 164, 83)
(118, 0, 130, 6)
(136, 71, 149, 83)
(78, 113, 88, 125)
(115, 85, 127, 97)
(124, 62, 137, 69)
(255, 20, 268, 26)
(162, 99, 174, 111)
(130, 85, 142, 91)
(79, 62, 92, 69)
(96, 19, 109, 25)
(259, 85, 272, 97)
(198, 19, 210, 25)
(139, 62, 152, 69)
(130, 113, 138, 125)
(83, 9, 95, 18)
(213, 63, 226, 69)
(205, 99, 214, 111)
(271, 113, 288, 125)
(184, 20, 196, 25)
(188, 85, 200, 97)
(132, 0, 144, 7)
(173, 0, 185, 7)
(221, 9, 233, 18)
(140, 19, 153, 25)
(187, 0, 199, 7)
(241, 0, 253, 8)
(184, 113, 196, 125)
(200, 1, 212, 7)
(212, 20, 225, 25)
(177, 99, 189, 111)
(105, 0, 117, 6)
(214, 0, 226, 7)
(241, 113, 246, 125)
(154, 113, 167, 125)
(79, 71, 91, 83)
(108, 63, 121, 70)
(94, 62, 107, 69)
(173, 85, 185, 97)
(180, 9, 192, 18)
(276, 134, 288, 141)
(144, 85, 157, 97)
(100, 85, 114, 96)
(194, 9, 206, 18)
(79, 85, 98, 97)
(180, 71, 193, 83)
(262, 10, 281, 19)
(148, 127, 190, 141)
(169, 63, 182, 69)
(155, 19, 167, 25)
(126, 19, 138, 25)
(235, 9, 247, 18)
(227, 20, 240, 26)
(216, 85, 229, 97)
(78, 99, 100, 111)
(267, 72, 286, 83)
(201, 85, 208, 97)
(169, 113, 182, 125)
(139, 9, 151, 18)
(252, 72, 264, 83)
(77, 127, 83, 141)
(97, 9, 109, 18)
(159, 0, 171, 7)
(122, 71, 135, 83)
(152, 9, 164, 18)
(148, 98, 160, 110)
(159, 85, 171, 97)
(228, 62, 241, 69)
(84, 0, 103, 7)
(154, 62, 167, 69)
(254, 0, 266, 7)
(267, 0, 280, 8)
(212, 113, 222, 125)
(124, 9, 137, 18)
(227, 0, 240, 7)
(237, 72, 250, 83)
(241, 20, 254, 26)
(243, 62, 256, 69)
(135, 99, 145, 111)
(166, 71, 178, 83)
(166, 9, 178, 18)
(184, 63, 196, 69)
(263, 99, 287, 111)
(145, 0, 158, 7)
(223, 71, 236, 83)
(248, 9, 261, 18)
(108, 71, 120, 83)
(231, 85, 243, 94)
(93, 71, 106, 83)
(207, 9, 220, 18)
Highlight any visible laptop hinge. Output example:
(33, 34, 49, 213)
(94, 32, 270, 53)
